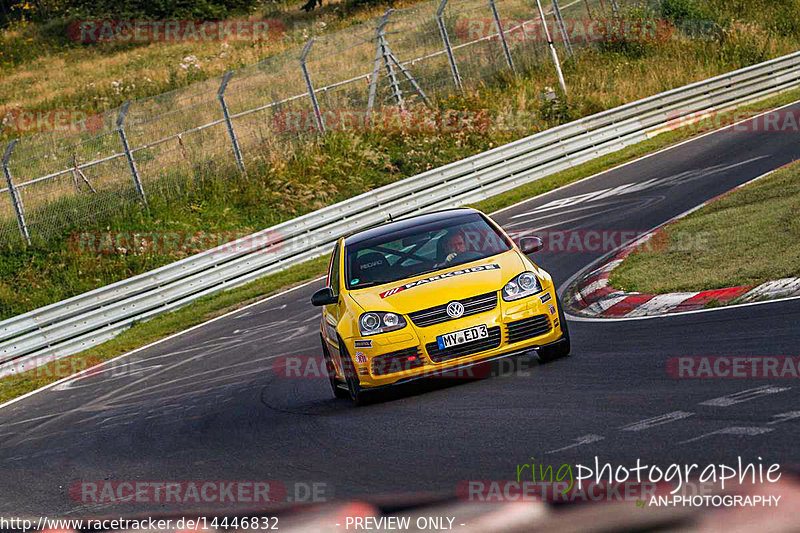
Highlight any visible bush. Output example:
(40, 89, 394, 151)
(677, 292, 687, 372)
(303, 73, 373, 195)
(660, 0, 708, 25)
(596, 4, 659, 60)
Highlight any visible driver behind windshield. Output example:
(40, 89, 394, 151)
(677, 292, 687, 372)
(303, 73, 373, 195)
(436, 229, 469, 268)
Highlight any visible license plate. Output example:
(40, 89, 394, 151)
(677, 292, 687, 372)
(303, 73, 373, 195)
(437, 324, 489, 350)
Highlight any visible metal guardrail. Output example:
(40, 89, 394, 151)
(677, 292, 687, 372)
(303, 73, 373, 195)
(2, 51, 799, 376)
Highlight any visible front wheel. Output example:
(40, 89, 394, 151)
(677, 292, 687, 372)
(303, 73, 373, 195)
(339, 338, 370, 406)
(321, 334, 349, 399)
(538, 294, 571, 363)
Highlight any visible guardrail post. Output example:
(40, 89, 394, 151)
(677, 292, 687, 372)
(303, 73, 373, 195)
(536, 0, 568, 95)
(300, 38, 325, 133)
(489, 0, 515, 74)
(218, 71, 246, 174)
(2, 140, 31, 245)
(116, 101, 148, 208)
(437, 0, 462, 90)
(552, 0, 574, 57)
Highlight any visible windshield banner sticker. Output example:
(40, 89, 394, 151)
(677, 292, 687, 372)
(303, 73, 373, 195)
(379, 264, 501, 298)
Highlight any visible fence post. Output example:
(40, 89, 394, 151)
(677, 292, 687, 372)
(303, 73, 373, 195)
(218, 71, 246, 174)
(2, 140, 31, 245)
(489, 0, 515, 74)
(552, 0, 574, 57)
(535, 0, 568, 95)
(437, 0, 462, 90)
(366, 11, 390, 123)
(377, 14, 405, 111)
(116, 101, 148, 207)
(300, 38, 325, 133)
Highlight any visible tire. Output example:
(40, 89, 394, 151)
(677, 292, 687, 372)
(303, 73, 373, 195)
(538, 294, 571, 363)
(339, 338, 370, 406)
(320, 334, 349, 399)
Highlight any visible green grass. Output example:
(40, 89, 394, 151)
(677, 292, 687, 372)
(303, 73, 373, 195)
(0, 0, 412, 126)
(610, 159, 800, 294)
(3, 86, 800, 403)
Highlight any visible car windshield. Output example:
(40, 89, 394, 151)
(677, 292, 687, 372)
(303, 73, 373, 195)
(345, 212, 512, 290)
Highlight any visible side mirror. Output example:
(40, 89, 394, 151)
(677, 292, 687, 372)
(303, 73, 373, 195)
(311, 287, 338, 306)
(518, 236, 544, 254)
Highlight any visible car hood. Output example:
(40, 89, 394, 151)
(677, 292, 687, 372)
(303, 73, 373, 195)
(347, 250, 527, 314)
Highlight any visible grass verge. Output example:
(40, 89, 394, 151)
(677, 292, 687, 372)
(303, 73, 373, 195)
(2, 86, 799, 403)
(609, 158, 800, 294)
(0, 0, 417, 120)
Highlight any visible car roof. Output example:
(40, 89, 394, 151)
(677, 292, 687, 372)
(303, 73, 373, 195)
(344, 208, 480, 246)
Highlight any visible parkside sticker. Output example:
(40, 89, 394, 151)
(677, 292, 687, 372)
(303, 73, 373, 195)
(380, 264, 501, 298)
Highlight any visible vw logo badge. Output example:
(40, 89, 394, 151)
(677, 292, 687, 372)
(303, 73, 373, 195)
(446, 301, 465, 318)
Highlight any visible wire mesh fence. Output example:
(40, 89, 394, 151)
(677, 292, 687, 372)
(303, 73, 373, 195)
(0, 0, 648, 246)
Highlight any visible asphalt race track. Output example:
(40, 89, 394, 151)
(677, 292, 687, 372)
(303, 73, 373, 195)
(2, 103, 800, 518)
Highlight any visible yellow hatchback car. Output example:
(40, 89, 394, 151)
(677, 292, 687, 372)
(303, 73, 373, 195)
(311, 208, 570, 404)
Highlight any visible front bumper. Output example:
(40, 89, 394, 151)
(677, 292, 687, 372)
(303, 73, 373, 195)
(347, 288, 565, 388)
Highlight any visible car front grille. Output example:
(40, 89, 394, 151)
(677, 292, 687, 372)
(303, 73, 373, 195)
(425, 326, 502, 363)
(371, 347, 425, 376)
(408, 291, 498, 327)
(505, 315, 551, 344)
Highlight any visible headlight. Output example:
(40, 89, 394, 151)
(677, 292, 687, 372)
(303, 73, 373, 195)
(359, 311, 407, 336)
(502, 272, 543, 301)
